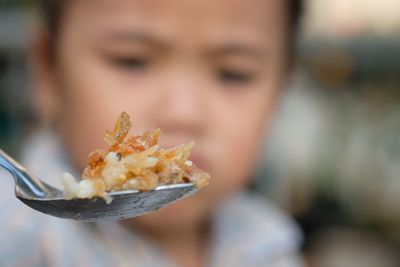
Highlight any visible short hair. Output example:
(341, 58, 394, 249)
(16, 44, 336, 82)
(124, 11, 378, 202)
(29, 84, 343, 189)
(40, 0, 303, 36)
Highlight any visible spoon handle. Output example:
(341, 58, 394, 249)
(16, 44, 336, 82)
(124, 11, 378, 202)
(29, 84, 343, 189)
(0, 148, 48, 197)
(0, 148, 24, 176)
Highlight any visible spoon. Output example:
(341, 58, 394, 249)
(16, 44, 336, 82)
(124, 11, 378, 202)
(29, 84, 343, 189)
(0, 148, 198, 222)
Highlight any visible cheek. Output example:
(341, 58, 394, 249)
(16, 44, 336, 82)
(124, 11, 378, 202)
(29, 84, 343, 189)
(207, 87, 278, 194)
(54, 44, 158, 169)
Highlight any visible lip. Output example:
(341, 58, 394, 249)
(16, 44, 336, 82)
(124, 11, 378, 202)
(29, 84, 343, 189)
(188, 153, 208, 171)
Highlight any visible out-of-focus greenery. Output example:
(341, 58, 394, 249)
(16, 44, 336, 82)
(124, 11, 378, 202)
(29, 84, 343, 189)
(0, 0, 37, 8)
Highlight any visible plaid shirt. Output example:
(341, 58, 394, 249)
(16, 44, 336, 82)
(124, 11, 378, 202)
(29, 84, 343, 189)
(0, 131, 304, 267)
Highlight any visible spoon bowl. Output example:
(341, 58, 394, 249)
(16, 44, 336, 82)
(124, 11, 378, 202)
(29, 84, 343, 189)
(1, 148, 198, 222)
(18, 184, 197, 221)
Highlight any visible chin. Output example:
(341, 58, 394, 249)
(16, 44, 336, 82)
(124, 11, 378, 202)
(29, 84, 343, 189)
(125, 192, 211, 233)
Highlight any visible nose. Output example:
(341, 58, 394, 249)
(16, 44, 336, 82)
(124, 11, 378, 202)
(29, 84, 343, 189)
(155, 67, 207, 142)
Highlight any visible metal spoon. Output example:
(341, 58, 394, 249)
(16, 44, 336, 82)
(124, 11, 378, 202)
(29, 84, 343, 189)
(0, 148, 198, 222)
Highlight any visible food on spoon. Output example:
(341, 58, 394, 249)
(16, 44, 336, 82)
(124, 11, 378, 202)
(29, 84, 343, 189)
(61, 112, 210, 203)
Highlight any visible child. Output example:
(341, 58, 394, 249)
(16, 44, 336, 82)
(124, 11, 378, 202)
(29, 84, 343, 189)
(0, 0, 303, 266)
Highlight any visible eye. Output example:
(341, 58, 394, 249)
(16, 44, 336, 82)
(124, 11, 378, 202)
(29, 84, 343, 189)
(218, 69, 254, 84)
(112, 56, 149, 71)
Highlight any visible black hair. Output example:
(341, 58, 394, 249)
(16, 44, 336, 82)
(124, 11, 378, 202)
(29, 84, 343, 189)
(289, 0, 303, 38)
(40, 0, 303, 37)
(39, 0, 63, 36)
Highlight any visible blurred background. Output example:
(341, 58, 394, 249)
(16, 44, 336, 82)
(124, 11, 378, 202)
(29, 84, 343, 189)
(0, 1, 399, 266)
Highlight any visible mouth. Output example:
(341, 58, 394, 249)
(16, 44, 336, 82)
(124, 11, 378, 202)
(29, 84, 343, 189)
(188, 153, 209, 172)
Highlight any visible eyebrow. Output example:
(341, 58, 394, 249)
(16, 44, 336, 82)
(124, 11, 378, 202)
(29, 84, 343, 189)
(100, 30, 170, 49)
(99, 30, 267, 60)
(209, 43, 268, 60)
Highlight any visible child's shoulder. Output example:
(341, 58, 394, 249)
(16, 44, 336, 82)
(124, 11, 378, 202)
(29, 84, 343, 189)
(212, 192, 303, 265)
(234, 192, 301, 233)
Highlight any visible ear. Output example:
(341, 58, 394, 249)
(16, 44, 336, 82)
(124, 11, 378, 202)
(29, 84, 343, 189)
(29, 23, 60, 126)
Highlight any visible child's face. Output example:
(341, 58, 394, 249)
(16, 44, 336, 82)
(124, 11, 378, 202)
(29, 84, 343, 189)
(37, 0, 289, 230)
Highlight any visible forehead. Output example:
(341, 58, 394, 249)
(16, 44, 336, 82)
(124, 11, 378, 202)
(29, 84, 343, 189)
(63, 0, 287, 46)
